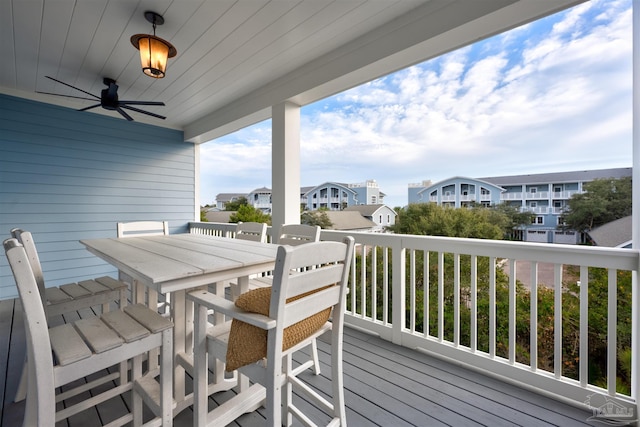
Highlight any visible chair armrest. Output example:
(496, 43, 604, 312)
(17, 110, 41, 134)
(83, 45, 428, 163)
(187, 290, 276, 330)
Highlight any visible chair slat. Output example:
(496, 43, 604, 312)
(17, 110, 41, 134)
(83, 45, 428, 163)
(74, 317, 124, 353)
(94, 275, 128, 291)
(77, 279, 110, 294)
(45, 287, 73, 304)
(59, 283, 91, 299)
(101, 310, 150, 343)
(49, 324, 92, 366)
(124, 304, 174, 333)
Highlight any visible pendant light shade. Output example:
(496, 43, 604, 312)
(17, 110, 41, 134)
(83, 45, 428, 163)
(131, 12, 177, 79)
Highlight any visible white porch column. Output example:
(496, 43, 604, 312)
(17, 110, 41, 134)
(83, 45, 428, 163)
(633, 0, 639, 412)
(271, 102, 301, 239)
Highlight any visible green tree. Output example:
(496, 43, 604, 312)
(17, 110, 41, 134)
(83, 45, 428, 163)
(229, 204, 271, 224)
(224, 196, 249, 211)
(563, 177, 631, 232)
(490, 203, 535, 239)
(388, 203, 504, 239)
(301, 209, 333, 229)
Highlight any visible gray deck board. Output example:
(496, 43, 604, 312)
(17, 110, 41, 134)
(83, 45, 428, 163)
(0, 299, 594, 426)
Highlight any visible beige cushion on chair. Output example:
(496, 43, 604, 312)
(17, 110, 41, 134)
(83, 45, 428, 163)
(225, 286, 332, 371)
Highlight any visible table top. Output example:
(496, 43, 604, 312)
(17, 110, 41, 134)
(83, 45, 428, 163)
(81, 234, 279, 293)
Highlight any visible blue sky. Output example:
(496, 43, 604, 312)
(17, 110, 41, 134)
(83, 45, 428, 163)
(200, 0, 632, 208)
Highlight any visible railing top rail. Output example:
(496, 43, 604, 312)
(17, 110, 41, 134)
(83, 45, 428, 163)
(191, 224, 638, 272)
(320, 229, 638, 271)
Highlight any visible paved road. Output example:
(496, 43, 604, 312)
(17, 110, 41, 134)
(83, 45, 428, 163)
(501, 260, 558, 289)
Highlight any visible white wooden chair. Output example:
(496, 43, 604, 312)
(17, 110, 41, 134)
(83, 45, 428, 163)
(277, 223, 321, 246)
(234, 221, 268, 242)
(188, 236, 354, 427)
(222, 222, 268, 300)
(117, 221, 170, 314)
(250, 224, 323, 376)
(11, 228, 128, 402)
(5, 237, 174, 427)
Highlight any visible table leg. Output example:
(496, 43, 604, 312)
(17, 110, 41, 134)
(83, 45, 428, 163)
(172, 289, 186, 403)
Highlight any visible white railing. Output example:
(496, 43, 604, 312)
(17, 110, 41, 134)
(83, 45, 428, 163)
(525, 206, 549, 214)
(501, 192, 523, 200)
(189, 222, 638, 411)
(553, 190, 580, 199)
(526, 191, 549, 199)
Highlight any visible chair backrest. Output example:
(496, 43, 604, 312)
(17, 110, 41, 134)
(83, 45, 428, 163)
(4, 238, 56, 421)
(117, 221, 169, 238)
(10, 229, 47, 312)
(269, 236, 354, 343)
(235, 222, 267, 243)
(277, 224, 320, 246)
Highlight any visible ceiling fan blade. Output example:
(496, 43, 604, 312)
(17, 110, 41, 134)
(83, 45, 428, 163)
(120, 105, 166, 120)
(36, 91, 97, 102)
(78, 103, 102, 112)
(119, 100, 165, 106)
(116, 107, 134, 121)
(45, 76, 99, 99)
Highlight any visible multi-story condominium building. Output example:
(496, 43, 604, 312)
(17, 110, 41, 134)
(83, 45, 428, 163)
(216, 179, 386, 213)
(407, 167, 632, 244)
(302, 180, 385, 211)
(213, 180, 395, 231)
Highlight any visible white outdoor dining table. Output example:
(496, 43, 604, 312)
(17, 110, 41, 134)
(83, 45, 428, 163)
(80, 233, 279, 415)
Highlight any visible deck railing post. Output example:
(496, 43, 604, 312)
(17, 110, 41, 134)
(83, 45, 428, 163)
(632, 0, 640, 414)
(391, 237, 406, 345)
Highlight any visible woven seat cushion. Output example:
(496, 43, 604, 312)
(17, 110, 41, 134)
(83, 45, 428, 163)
(225, 286, 332, 371)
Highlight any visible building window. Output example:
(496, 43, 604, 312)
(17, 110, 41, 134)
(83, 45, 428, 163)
(537, 216, 544, 224)
(554, 186, 562, 192)
(530, 202, 537, 208)
(530, 188, 537, 193)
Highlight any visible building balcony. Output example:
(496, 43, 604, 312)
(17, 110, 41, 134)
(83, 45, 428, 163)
(525, 191, 549, 199)
(524, 206, 549, 214)
(501, 192, 523, 200)
(553, 190, 580, 199)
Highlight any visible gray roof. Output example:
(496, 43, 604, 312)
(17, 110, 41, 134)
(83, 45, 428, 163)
(343, 204, 391, 217)
(323, 211, 377, 231)
(215, 193, 247, 202)
(204, 211, 235, 223)
(249, 187, 271, 193)
(586, 215, 632, 248)
(300, 186, 315, 194)
(478, 167, 631, 186)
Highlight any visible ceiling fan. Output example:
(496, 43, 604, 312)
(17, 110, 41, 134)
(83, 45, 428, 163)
(38, 76, 166, 121)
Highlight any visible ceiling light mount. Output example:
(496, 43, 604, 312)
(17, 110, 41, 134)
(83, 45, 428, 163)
(130, 11, 177, 79)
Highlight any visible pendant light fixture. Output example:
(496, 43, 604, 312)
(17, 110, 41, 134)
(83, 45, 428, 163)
(130, 11, 177, 79)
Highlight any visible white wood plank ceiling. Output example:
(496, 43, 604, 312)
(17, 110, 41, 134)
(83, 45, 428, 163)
(0, 0, 584, 143)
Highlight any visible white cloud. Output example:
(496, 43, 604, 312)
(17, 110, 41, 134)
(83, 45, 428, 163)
(200, 0, 631, 208)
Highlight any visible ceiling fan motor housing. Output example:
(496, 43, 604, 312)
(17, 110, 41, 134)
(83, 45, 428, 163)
(101, 78, 119, 110)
